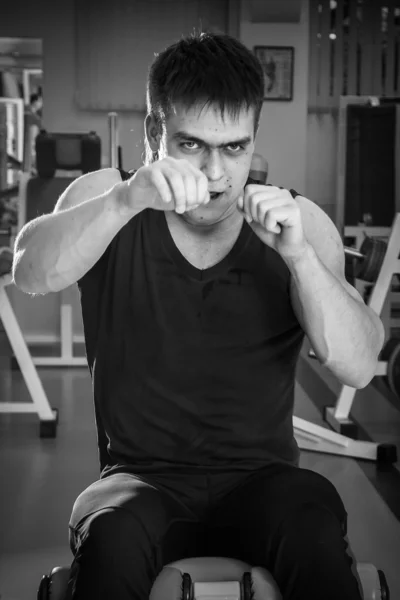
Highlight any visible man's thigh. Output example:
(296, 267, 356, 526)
(69, 472, 207, 564)
(207, 464, 348, 561)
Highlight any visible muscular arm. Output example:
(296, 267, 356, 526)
(13, 168, 139, 294)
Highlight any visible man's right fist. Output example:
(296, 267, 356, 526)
(120, 157, 211, 215)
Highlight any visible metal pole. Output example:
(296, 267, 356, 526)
(344, 246, 364, 260)
(108, 112, 118, 168)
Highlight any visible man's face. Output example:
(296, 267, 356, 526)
(159, 103, 256, 226)
(32, 97, 43, 113)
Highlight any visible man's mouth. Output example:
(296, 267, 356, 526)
(209, 191, 223, 201)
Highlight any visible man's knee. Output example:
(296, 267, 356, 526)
(68, 508, 158, 600)
(72, 507, 148, 561)
(293, 469, 348, 532)
(273, 502, 352, 578)
(272, 503, 363, 599)
(279, 501, 343, 545)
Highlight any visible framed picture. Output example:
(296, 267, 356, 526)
(254, 46, 294, 101)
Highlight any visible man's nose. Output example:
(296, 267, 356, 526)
(201, 152, 225, 182)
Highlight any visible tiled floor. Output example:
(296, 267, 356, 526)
(0, 343, 399, 600)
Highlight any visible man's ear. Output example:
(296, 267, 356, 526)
(144, 114, 161, 151)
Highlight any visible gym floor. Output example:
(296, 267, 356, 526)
(0, 342, 400, 600)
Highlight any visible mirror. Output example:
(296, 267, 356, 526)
(0, 38, 42, 232)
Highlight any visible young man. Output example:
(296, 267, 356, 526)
(13, 32, 384, 600)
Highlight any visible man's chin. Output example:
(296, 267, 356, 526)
(181, 201, 242, 228)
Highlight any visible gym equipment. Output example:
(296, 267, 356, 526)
(0, 97, 24, 182)
(108, 111, 124, 170)
(108, 111, 119, 168)
(37, 557, 390, 600)
(35, 130, 101, 179)
(345, 236, 393, 284)
(16, 175, 87, 368)
(0, 249, 58, 438)
(304, 212, 400, 462)
(239, 153, 400, 462)
(13, 112, 120, 368)
(302, 211, 400, 462)
(14, 126, 104, 367)
(380, 337, 400, 400)
(335, 96, 400, 240)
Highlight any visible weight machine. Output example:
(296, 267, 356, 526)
(14, 112, 120, 368)
(0, 266, 58, 437)
(294, 213, 400, 463)
(0, 111, 119, 436)
(293, 96, 400, 464)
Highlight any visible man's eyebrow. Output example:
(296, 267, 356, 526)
(172, 131, 252, 148)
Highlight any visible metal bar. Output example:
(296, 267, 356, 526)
(0, 403, 43, 414)
(329, 386, 357, 421)
(333, 0, 344, 102)
(347, 0, 359, 95)
(372, 0, 385, 95)
(294, 429, 379, 461)
(319, 0, 333, 109)
(0, 282, 54, 420)
(308, 0, 320, 111)
(396, 105, 400, 215)
(385, 0, 396, 96)
(108, 111, 118, 168)
(344, 246, 364, 259)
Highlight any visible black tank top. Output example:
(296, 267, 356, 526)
(78, 169, 305, 476)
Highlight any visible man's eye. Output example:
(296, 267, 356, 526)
(181, 142, 198, 149)
(180, 142, 245, 152)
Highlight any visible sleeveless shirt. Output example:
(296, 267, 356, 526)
(77, 169, 305, 477)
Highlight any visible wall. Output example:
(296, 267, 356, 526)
(0, 0, 310, 195)
(0, 0, 145, 342)
(240, 0, 309, 194)
(0, 0, 146, 170)
(2, 0, 311, 342)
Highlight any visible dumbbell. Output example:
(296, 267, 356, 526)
(344, 237, 388, 283)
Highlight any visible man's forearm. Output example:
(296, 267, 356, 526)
(13, 182, 133, 294)
(284, 244, 385, 388)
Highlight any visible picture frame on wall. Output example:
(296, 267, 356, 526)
(254, 46, 294, 101)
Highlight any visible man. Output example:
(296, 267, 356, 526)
(29, 92, 43, 122)
(25, 92, 43, 171)
(13, 32, 384, 600)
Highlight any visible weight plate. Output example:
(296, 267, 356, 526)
(364, 239, 386, 282)
(355, 237, 387, 283)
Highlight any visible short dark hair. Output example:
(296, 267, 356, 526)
(144, 30, 264, 164)
(30, 92, 41, 105)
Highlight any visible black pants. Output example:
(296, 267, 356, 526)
(67, 463, 363, 600)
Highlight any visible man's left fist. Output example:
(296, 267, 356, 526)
(238, 184, 310, 260)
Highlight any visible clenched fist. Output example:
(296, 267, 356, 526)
(119, 157, 211, 216)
